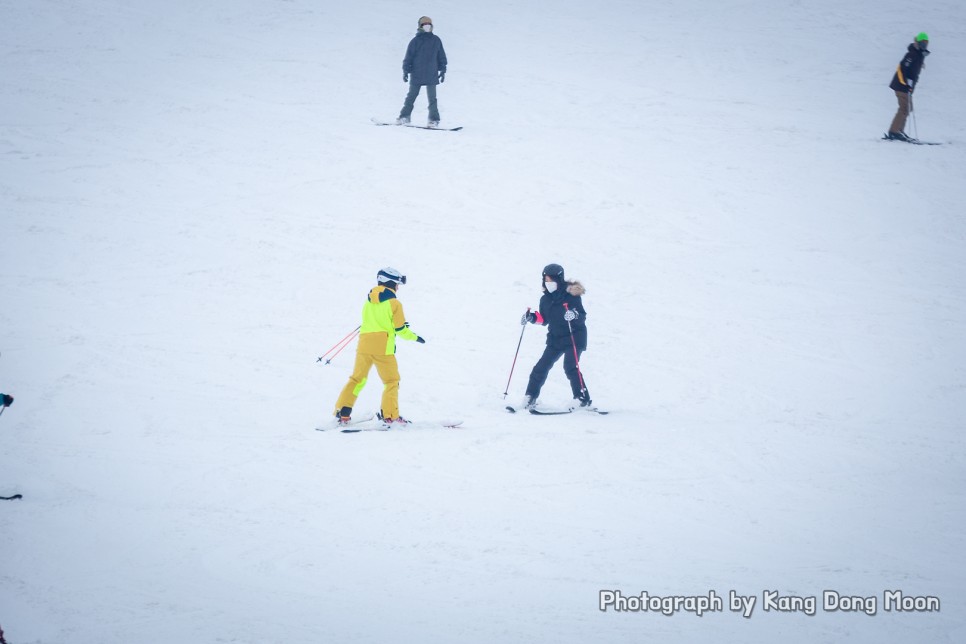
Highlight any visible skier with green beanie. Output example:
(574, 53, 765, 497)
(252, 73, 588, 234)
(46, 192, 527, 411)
(886, 32, 930, 142)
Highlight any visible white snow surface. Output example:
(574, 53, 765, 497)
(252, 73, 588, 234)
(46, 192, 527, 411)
(2, 1, 966, 642)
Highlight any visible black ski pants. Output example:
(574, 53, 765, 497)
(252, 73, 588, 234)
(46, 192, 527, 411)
(525, 344, 587, 400)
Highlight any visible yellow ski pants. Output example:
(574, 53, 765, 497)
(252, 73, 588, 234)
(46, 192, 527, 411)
(334, 352, 401, 419)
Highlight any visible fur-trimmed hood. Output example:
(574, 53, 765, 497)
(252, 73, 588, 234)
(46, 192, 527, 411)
(566, 280, 585, 296)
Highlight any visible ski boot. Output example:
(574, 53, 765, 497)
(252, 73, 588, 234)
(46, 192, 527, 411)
(378, 412, 411, 429)
(335, 406, 353, 427)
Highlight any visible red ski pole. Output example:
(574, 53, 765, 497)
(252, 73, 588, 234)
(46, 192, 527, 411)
(563, 303, 587, 396)
(317, 325, 361, 364)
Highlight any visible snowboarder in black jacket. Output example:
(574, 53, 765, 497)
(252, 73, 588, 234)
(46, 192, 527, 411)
(397, 16, 448, 128)
(886, 32, 930, 141)
(520, 264, 592, 410)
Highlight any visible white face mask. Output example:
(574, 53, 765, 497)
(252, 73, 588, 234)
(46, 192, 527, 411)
(545, 281, 558, 293)
(421, 24, 432, 32)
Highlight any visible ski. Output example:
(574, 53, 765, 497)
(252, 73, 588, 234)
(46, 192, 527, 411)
(529, 407, 609, 416)
(0, 494, 22, 501)
(372, 118, 462, 131)
(341, 419, 463, 433)
(507, 405, 608, 415)
(315, 413, 376, 432)
(881, 134, 942, 145)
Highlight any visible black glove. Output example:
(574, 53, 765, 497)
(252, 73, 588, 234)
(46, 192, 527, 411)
(1, 394, 13, 407)
(438, 71, 445, 83)
(403, 72, 409, 83)
(521, 311, 537, 325)
(416, 336, 426, 344)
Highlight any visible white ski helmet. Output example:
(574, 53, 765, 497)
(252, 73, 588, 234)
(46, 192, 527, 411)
(377, 267, 406, 284)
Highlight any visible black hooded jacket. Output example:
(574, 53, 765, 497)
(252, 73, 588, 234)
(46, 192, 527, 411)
(890, 43, 928, 93)
(538, 281, 588, 351)
(402, 31, 448, 86)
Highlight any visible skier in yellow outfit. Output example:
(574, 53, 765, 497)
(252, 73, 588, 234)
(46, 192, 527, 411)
(334, 267, 424, 428)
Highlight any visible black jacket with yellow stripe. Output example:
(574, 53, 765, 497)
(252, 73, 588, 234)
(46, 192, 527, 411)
(890, 43, 928, 93)
(357, 285, 419, 355)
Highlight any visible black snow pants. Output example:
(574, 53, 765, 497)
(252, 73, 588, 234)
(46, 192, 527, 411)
(525, 344, 587, 400)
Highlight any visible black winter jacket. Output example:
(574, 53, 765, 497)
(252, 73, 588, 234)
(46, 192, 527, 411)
(538, 281, 588, 351)
(890, 43, 928, 93)
(402, 32, 447, 86)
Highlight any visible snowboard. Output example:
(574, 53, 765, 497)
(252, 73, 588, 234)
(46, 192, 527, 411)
(372, 118, 462, 131)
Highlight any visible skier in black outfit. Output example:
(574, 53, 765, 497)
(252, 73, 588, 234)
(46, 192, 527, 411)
(520, 263, 592, 410)
(886, 32, 930, 141)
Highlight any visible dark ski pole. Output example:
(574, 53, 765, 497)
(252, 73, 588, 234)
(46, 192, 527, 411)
(562, 303, 587, 397)
(317, 326, 361, 364)
(910, 92, 919, 140)
(503, 308, 530, 398)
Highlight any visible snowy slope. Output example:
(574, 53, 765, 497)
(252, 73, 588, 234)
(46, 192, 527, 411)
(2, 1, 965, 642)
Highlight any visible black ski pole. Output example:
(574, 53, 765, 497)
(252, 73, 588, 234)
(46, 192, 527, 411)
(317, 325, 361, 363)
(503, 308, 530, 398)
(562, 303, 587, 398)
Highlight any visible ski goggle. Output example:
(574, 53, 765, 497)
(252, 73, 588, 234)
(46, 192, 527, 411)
(377, 270, 407, 284)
